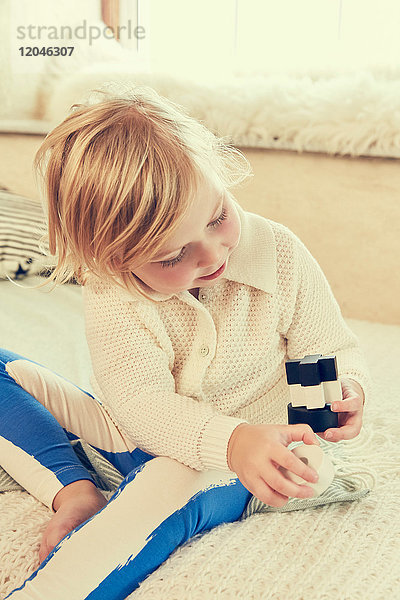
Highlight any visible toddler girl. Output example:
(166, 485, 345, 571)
(1, 85, 370, 599)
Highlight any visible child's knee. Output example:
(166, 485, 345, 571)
(120, 456, 246, 529)
(5, 359, 49, 401)
(140, 456, 237, 498)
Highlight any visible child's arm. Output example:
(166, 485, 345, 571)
(82, 278, 248, 474)
(283, 228, 372, 435)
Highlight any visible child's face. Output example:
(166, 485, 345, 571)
(132, 178, 241, 296)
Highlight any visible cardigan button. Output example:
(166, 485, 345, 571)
(200, 345, 209, 356)
(199, 292, 207, 301)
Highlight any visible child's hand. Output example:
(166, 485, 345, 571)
(320, 377, 365, 442)
(227, 423, 320, 507)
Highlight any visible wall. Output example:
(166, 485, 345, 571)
(234, 148, 400, 325)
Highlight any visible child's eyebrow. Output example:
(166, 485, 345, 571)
(153, 195, 224, 260)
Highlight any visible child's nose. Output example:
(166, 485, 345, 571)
(197, 244, 225, 269)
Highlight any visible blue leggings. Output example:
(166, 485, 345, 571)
(0, 348, 252, 599)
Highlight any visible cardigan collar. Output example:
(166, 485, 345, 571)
(117, 198, 277, 302)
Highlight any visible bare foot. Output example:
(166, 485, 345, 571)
(39, 482, 108, 564)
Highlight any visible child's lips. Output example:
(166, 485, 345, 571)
(198, 261, 227, 280)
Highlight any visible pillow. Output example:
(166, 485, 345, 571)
(0, 187, 56, 280)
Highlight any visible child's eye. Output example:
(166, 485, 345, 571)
(209, 207, 227, 229)
(160, 247, 187, 268)
(160, 207, 228, 268)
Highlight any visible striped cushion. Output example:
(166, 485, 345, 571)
(0, 188, 55, 279)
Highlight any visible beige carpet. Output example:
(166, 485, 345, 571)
(0, 276, 399, 599)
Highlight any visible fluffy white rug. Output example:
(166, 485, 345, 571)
(42, 66, 400, 160)
(2, 27, 400, 160)
(2, 0, 400, 159)
(0, 277, 399, 599)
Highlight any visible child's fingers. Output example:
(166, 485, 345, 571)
(285, 423, 320, 446)
(273, 444, 319, 484)
(331, 397, 363, 413)
(267, 466, 316, 500)
(252, 477, 289, 508)
(323, 421, 362, 442)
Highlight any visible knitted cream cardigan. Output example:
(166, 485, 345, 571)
(82, 199, 371, 474)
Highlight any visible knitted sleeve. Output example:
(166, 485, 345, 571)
(284, 229, 373, 406)
(82, 279, 247, 473)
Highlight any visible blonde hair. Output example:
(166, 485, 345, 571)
(31, 84, 253, 302)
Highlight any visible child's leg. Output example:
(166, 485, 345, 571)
(0, 347, 153, 513)
(5, 455, 252, 599)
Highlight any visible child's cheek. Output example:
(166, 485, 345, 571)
(227, 206, 241, 249)
(159, 265, 188, 287)
(170, 269, 188, 286)
(230, 219, 240, 247)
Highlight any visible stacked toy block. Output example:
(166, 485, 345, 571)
(285, 354, 341, 432)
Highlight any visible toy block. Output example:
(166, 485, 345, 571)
(318, 355, 342, 405)
(280, 443, 335, 496)
(286, 354, 325, 409)
(285, 354, 339, 433)
(299, 354, 325, 409)
(285, 358, 312, 407)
